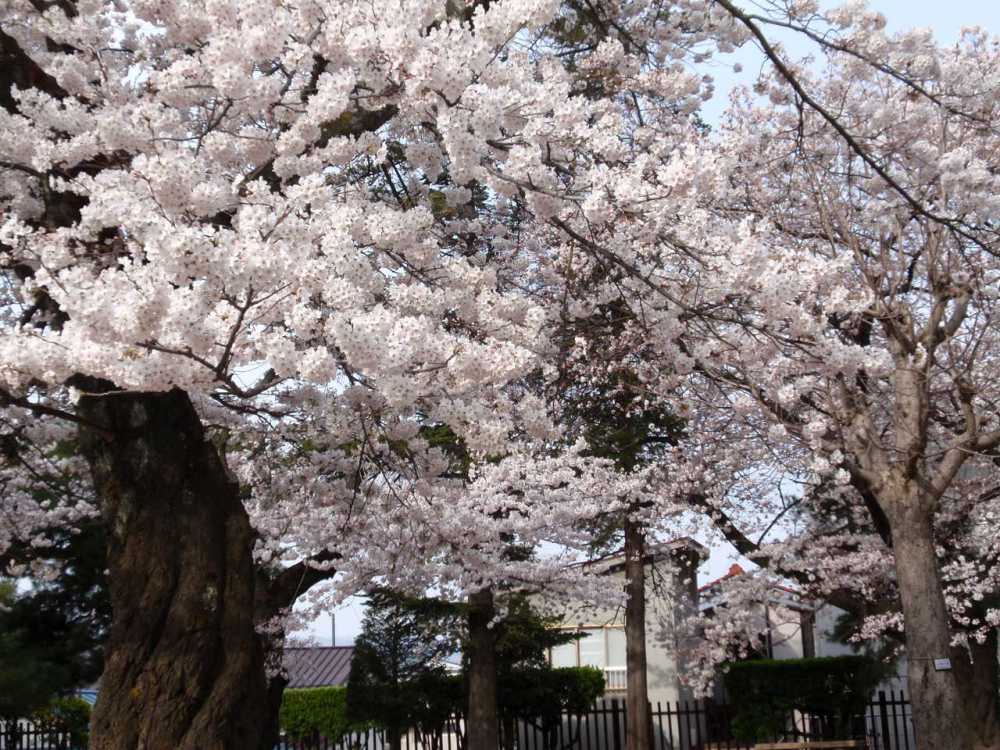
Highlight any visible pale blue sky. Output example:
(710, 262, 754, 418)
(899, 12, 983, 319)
(298, 0, 1000, 647)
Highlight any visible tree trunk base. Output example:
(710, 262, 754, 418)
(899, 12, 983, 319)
(467, 588, 499, 750)
(78, 388, 272, 750)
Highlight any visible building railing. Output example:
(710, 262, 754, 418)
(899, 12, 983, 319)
(603, 667, 627, 691)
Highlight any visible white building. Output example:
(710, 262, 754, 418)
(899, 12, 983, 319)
(698, 564, 909, 696)
(540, 538, 705, 705)
(543, 551, 908, 706)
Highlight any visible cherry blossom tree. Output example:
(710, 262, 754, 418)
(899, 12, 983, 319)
(1, 1, 732, 746)
(6, 2, 999, 750)
(701, 22, 1000, 749)
(0, 0, 565, 745)
(512, 7, 1000, 748)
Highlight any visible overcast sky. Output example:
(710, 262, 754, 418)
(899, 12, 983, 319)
(294, 0, 1000, 647)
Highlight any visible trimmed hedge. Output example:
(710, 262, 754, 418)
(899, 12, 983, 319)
(722, 656, 883, 742)
(286, 666, 604, 740)
(280, 687, 366, 742)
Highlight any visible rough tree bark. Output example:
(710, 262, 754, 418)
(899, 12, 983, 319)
(956, 629, 1000, 750)
(623, 518, 652, 750)
(467, 588, 499, 750)
(885, 496, 971, 750)
(77, 386, 273, 750)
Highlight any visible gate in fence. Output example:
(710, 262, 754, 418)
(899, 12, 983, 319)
(276, 691, 916, 750)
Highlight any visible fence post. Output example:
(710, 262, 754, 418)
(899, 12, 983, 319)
(610, 700, 623, 750)
(875, 691, 891, 750)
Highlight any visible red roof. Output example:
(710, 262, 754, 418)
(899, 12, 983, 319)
(697, 564, 809, 607)
(698, 563, 745, 592)
(283, 646, 354, 688)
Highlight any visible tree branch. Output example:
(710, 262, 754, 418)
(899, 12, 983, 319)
(713, 0, 994, 255)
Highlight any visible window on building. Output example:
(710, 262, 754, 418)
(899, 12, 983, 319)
(551, 640, 576, 668)
(548, 626, 626, 669)
(606, 628, 626, 667)
(579, 629, 604, 667)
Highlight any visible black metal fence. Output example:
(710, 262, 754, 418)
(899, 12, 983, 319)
(0, 720, 78, 750)
(277, 691, 916, 750)
(277, 725, 390, 750)
(0, 692, 915, 750)
(866, 691, 916, 750)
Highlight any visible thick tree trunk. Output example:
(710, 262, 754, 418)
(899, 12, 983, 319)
(261, 673, 290, 750)
(889, 503, 971, 750)
(77, 387, 272, 750)
(467, 588, 499, 750)
(501, 714, 516, 750)
(954, 629, 1000, 750)
(623, 519, 652, 750)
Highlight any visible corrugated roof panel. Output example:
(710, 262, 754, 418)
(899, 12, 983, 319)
(283, 646, 355, 688)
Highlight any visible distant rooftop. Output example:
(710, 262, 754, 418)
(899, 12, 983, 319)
(698, 563, 746, 592)
(698, 564, 813, 612)
(578, 537, 708, 575)
(284, 646, 355, 688)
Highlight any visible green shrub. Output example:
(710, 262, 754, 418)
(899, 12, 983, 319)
(407, 672, 464, 735)
(283, 665, 604, 743)
(554, 666, 606, 713)
(33, 696, 91, 746)
(722, 656, 882, 742)
(281, 687, 366, 741)
(499, 665, 605, 725)
(349, 671, 463, 737)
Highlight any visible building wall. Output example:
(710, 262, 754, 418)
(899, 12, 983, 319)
(812, 603, 909, 693)
(539, 549, 701, 705)
(811, 604, 856, 658)
(767, 603, 807, 660)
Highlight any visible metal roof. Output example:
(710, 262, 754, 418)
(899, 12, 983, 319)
(283, 646, 355, 688)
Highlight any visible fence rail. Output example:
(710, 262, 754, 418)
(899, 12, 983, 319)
(277, 691, 916, 750)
